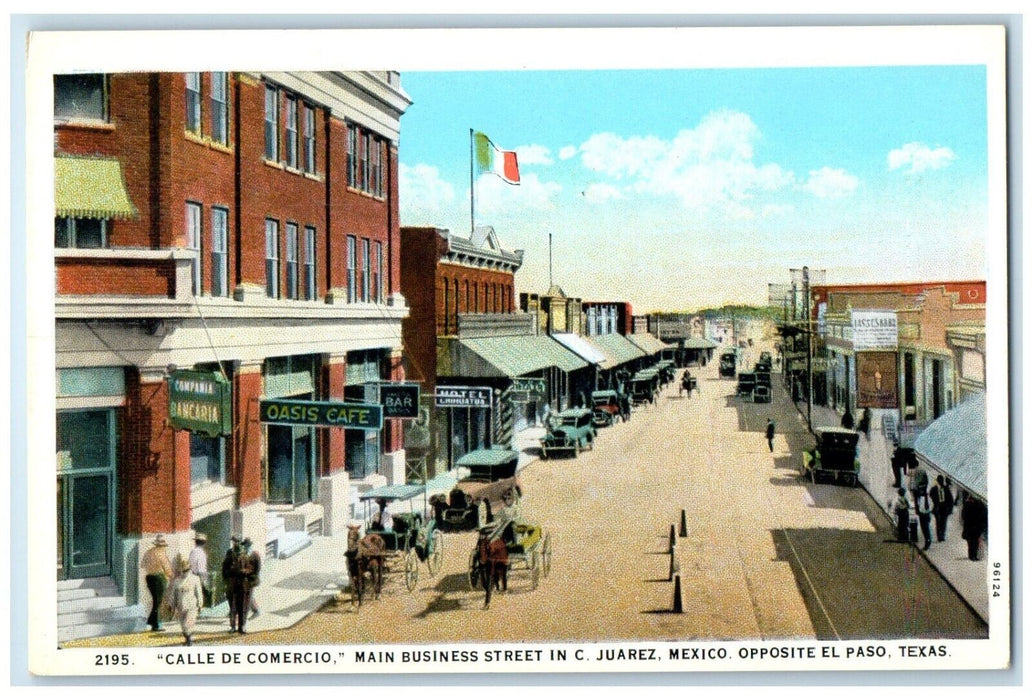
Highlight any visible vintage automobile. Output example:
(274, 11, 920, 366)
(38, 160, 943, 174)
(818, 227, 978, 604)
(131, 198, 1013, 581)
(628, 369, 660, 405)
(719, 351, 737, 378)
(591, 390, 624, 427)
(801, 427, 861, 486)
(752, 384, 771, 403)
(736, 371, 756, 397)
(433, 448, 521, 532)
(540, 408, 597, 458)
(753, 368, 771, 387)
(759, 351, 773, 366)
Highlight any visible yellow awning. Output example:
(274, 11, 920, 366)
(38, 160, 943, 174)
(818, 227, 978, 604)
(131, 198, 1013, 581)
(55, 156, 137, 220)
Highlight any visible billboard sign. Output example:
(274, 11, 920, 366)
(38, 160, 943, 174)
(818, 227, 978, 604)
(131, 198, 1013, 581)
(851, 310, 898, 351)
(856, 351, 899, 409)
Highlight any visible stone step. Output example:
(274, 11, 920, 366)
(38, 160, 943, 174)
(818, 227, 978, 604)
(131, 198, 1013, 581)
(58, 618, 147, 644)
(58, 594, 128, 614)
(58, 604, 144, 627)
(57, 576, 115, 592)
(58, 585, 119, 603)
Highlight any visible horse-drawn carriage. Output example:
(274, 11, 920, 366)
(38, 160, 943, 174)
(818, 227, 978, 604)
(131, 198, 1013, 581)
(468, 519, 552, 608)
(656, 360, 676, 386)
(432, 448, 521, 532)
(345, 484, 444, 605)
(679, 370, 698, 397)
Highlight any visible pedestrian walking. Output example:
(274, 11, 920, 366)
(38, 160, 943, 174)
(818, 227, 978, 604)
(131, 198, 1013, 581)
(858, 407, 872, 437)
(961, 494, 988, 561)
(929, 475, 954, 542)
(140, 534, 173, 631)
(840, 409, 855, 430)
(765, 419, 775, 453)
(891, 488, 912, 543)
(890, 446, 910, 489)
(188, 533, 211, 608)
(222, 536, 242, 632)
(915, 489, 933, 550)
(909, 464, 930, 505)
(233, 537, 262, 633)
(170, 555, 204, 646)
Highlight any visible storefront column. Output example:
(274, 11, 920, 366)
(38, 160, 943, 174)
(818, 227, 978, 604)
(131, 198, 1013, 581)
(232, 362, 266, 547)
(319, 355, 349, 534)
(381, 349, 407, 485)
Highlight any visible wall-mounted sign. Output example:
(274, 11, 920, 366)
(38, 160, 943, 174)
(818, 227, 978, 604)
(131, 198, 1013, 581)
(856, 351, 899, 409)
(169, 370, 232, 437)
(259, 399, 383, 429)
(379, 383, 421, 418)
(435, 386, 492, 408)
(851, 310, 899, 351)
(510, 377, 546, 396)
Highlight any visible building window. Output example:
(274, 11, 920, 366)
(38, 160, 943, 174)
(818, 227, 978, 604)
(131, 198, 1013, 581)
(285, 96, 298, 169)
(186, 202, 203, 296)
(370, 138, 382, 197)
(454, 279, 460, 331)
(211, 207, 228, 297)
(190, 433, 225, 485)
(303, 226, 317, 301)
(265, 218, 280, 298)
(472, 282, 478, 312)
(264, 85, 278, 161)
(361, 239, 371, 302)
(375, 241, 383, 303)
(54, 73, 107, 122)
(55, 217, 107, 249)
(210, 71, 228, 144)
(185, 72, 201, 133)
(346, 235, 357, 303)
(303, 104, 316, 174)
(347, 126, 358, 187)
(360, 132, 370, 192)
(57, 409, 116, 471)
(285, 223, 299, 300)
(443, 277, 451, 335)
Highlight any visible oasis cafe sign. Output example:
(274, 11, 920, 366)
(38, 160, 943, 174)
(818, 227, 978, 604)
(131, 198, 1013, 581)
(259, 399, 383, 430)
(168, 370, 232, 437)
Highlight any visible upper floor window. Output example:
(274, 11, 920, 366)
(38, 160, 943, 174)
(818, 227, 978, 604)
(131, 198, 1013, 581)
(347, 126, 358, 187)
(265, 218, 280, 298)
(303, 105, 316, 174)
(374, 241, 383, 303)
(360, 132, 371, 192)
(303, 226, 317, 301)
(55, 217, 107, 249)
(54, 73, 107, 122)
(285, 222, 299, 300)
(361, 239, 371, 302)
(346, 235, 357, 303)
(370, 138, 383, 197)
(285, 97, 299, 169)
(185, 73, 202, 133)
(264, 85, 279, 161)
(210, 72, 228, 144)
(211, 207, 228, 297)
(186, 202, 203, 296)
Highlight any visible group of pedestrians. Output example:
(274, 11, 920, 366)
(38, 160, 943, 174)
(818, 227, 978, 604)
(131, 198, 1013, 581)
(140, 532, 262, 645)
(889, 466, 987, 561)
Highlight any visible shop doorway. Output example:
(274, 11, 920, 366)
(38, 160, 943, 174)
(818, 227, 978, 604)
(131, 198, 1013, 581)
(267, 423, 315, 505)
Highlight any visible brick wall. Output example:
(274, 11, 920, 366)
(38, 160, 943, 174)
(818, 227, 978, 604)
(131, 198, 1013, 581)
(234, 369, 264, 507)
(56, 258, 175, 297)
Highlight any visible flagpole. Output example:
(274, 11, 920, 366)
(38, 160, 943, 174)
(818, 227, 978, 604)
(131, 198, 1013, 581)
(469, 128, 475, 234)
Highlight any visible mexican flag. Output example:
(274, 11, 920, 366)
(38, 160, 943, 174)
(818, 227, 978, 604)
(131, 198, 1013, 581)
(474, 131, 520, 185)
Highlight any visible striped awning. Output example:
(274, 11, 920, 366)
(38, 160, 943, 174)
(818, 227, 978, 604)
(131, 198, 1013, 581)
(55, 156, 137, 220)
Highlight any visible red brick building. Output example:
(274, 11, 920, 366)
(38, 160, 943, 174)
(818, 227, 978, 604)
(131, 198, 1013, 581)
(54, 71, 410, 638)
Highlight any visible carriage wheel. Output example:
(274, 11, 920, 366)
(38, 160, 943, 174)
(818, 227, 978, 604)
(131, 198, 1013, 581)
(541, 533, 552, 578)
(428, 530, 444, 576)
(404, 548, 419, 592)
(530, 552, 540, 590)
(467, 550, 480, 591)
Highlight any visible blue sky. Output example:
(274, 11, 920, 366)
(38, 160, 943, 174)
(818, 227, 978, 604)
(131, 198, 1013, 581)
(397, 66, 989, 312)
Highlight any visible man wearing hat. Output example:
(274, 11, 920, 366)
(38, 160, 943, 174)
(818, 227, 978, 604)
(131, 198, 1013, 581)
(233, 538, 262, 634)
(170, 555, 203, 646)
(140, 535, 173, 631)
(188, 533, 211, 608)
(221, 536, 242, 632)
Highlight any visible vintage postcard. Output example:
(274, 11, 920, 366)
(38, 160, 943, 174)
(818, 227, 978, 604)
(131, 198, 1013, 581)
(23, 24, 1009, 677)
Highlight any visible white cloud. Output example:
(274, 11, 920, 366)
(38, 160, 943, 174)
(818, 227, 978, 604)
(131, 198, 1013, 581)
(476, 172, 562, 215)
(801, 167, 859, 199)
(399, 163, 455, 215)
(888, 142, 957, 175)
(581, 183, 623, 204)
(558, 145, 578, 160)
(574, 111, 794, 216)
(515, 144, 553, 166)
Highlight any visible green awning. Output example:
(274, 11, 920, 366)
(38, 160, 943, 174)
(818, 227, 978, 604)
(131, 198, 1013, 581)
(55, 156, 137, 220)
(682, 337, 719, 349)
(589, 333, 646, 366)
(628, 333, 672, 355)
(450, 335, 588, 378)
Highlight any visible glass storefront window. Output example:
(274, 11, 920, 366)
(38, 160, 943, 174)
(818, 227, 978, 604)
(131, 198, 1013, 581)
(57, 410, 115, 470)
(190, 433, 225, 485)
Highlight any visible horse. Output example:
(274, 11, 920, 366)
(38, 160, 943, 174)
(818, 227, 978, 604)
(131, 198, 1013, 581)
(345, 531, 385, 607)
(476, 532, 509, 609)
(680, 372, 693, 398)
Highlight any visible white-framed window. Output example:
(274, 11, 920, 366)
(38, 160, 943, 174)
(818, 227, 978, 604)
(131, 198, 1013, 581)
(54, 73, 107, 122)
(286, 222, 299, 300)
(285, 96, 298, 169)
(210, 71, 228, 144)
(346, 235, 357, 303)
(186, 202, 203, 295)
(211, 207, 228, 297)
(264, 85, 278, 161)
(371, 137, 382, 197)
(55, 217, 108, 249)
(347, 126, 358, 187)
(303, 104, 316, 174)
(304, 226, 316, 301)
(374, 241, 383, 303)
(361, 238, 370, 302)
(360, 132, 370, 192)
(265, 218, 280, 298)
(185, 72, 201, 133)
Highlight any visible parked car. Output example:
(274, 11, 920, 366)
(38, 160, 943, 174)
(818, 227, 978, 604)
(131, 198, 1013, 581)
(801, 427, 861, 486)
(719, 351, 737, 377)
(540, 408, 597, 458)
(434, 448, 522, 532)
(591, 390, 624, 427)
(752, 384, 771, 403)
(736, 371, 756, 397)
(628, 369, 660, 405)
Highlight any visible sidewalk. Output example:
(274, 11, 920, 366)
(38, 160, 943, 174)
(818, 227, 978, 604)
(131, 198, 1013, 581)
(798, 400, 988, 622)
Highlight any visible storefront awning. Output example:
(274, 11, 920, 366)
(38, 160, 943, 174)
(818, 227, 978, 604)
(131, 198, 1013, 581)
(55, 156, 137, 220)
(628, 333, 672, 356)
(589, 333, 647, 367)
(449, 335, 588, 378)
(914, 394, 986, 501)
(682, 337, 719, 349)
(552, 333, 613, 369)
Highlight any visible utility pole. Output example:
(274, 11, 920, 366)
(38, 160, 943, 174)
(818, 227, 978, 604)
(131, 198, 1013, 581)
(803, 266, 812, 431)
